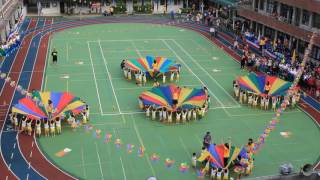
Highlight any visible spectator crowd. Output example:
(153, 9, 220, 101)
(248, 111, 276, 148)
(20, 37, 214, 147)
(182, 5, 320, 100)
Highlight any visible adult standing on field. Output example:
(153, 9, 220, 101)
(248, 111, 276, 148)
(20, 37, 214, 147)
(51, 48, 58, 64)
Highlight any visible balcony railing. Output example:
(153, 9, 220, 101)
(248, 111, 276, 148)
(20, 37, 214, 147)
(0, 0, 21, 20)
(237, 7, 320, 46)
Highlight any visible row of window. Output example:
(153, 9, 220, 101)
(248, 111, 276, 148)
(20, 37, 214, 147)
(255, 0, 320, 29)
(251, 21, 320, 60)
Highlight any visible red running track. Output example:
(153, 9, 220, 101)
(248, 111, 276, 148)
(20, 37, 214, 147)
(0, 18, 38, 179)
(18, 19, 76, 180)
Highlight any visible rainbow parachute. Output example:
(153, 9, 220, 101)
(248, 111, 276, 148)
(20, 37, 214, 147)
(139, 84, 208, 111)
(124, 56, 180, 78)
(197, 144, 243, 168)
(237, 73, 292, 96)
(12, 91, 86, 120)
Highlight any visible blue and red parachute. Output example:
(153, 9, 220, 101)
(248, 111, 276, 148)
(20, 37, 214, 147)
(12, 91, 86, 120)
(237, 73, 293, 96)
(139, 84, 208, 111)
(124, 56, 180, 78)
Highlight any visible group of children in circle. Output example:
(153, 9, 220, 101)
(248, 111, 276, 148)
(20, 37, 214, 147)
(9, 100, 90, 137)
(138, 88, 211, 124)
(121, 59, 181, 86)
(195, 136, 255, 180)
(233, 80, 300, 111)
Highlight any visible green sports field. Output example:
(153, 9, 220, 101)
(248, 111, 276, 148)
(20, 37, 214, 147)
(38, 23, 320, 179)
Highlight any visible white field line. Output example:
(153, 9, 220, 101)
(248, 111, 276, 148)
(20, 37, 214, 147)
(81, 147, 87, 179)
(66, 80, 69, 92)
(94, 142, 105, 180)
(119, 157, 127, 180)
(41, 33, 52, 92)
(66, 42, 69, 62)
(81, 49, 171, 53)
(87, 42, 104, 115)
(131, 116, 156, 176)
(115, 84, 202, 90)
(46, 71, 207, 78)
(131, 40, 143, 57)
(87, 38, 174, 43)
(161, 39, 232, 116)
(172, 39, 239, 105)
(194, 134, 203, 145)
(179, 137, 191, 156)
(94, 105, 240, 116)
(44, 75, 48, 91)
(97, 40, 122, 114)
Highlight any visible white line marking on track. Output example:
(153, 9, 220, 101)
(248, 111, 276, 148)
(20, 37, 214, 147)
(131, 116, 156, 176)
(81, 147, 87, 179)
(87, 38, 174, 43)
(98, 40, 122, 114)
(44, 75, 48, 91)
(179, 137, 191, 156)
(94, 142, 104, 180)
(66, 80, 69, 92)
(172, 39, 239, 105)
(66, 42, 69, 62)
(161, 39, 232, 117)
(131, 40, 143, 57)
(119, 157, 127, 180)
(115, 84, 201, 90)
(87, 42, 104, 115)
(89, 106, 240, 116)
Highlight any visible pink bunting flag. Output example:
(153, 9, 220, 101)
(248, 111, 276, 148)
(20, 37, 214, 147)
(179, 162, 189, 173)
(150, 153, 160, 162)
(104, 133, 112, 143)
(93, 129, 101, 138)
(165, 158, 174, 168)
(127, 144, 134, 154)
(84, 125, 93, 132)
(137, 146, 145, 157)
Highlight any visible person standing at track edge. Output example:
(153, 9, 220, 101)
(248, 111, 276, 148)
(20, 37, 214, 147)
(240, 54, 246, 69)
(51, 48, 58, 64)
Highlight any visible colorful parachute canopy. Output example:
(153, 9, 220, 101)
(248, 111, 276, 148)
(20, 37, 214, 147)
(237, 73, 293, 96)
(12, 91, 86, 120)
(124, 56, 181, 78)
(197, 144, 241, 168)
(139, 84, 208, 111)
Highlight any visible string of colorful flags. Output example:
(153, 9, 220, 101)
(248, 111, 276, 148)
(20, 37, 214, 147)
(58, 124, 191, 174)
(252, 32, 317, 153)
(0, 71, 33, 101)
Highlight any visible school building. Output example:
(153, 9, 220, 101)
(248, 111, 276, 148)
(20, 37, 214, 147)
(237, 0, 320, 61)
